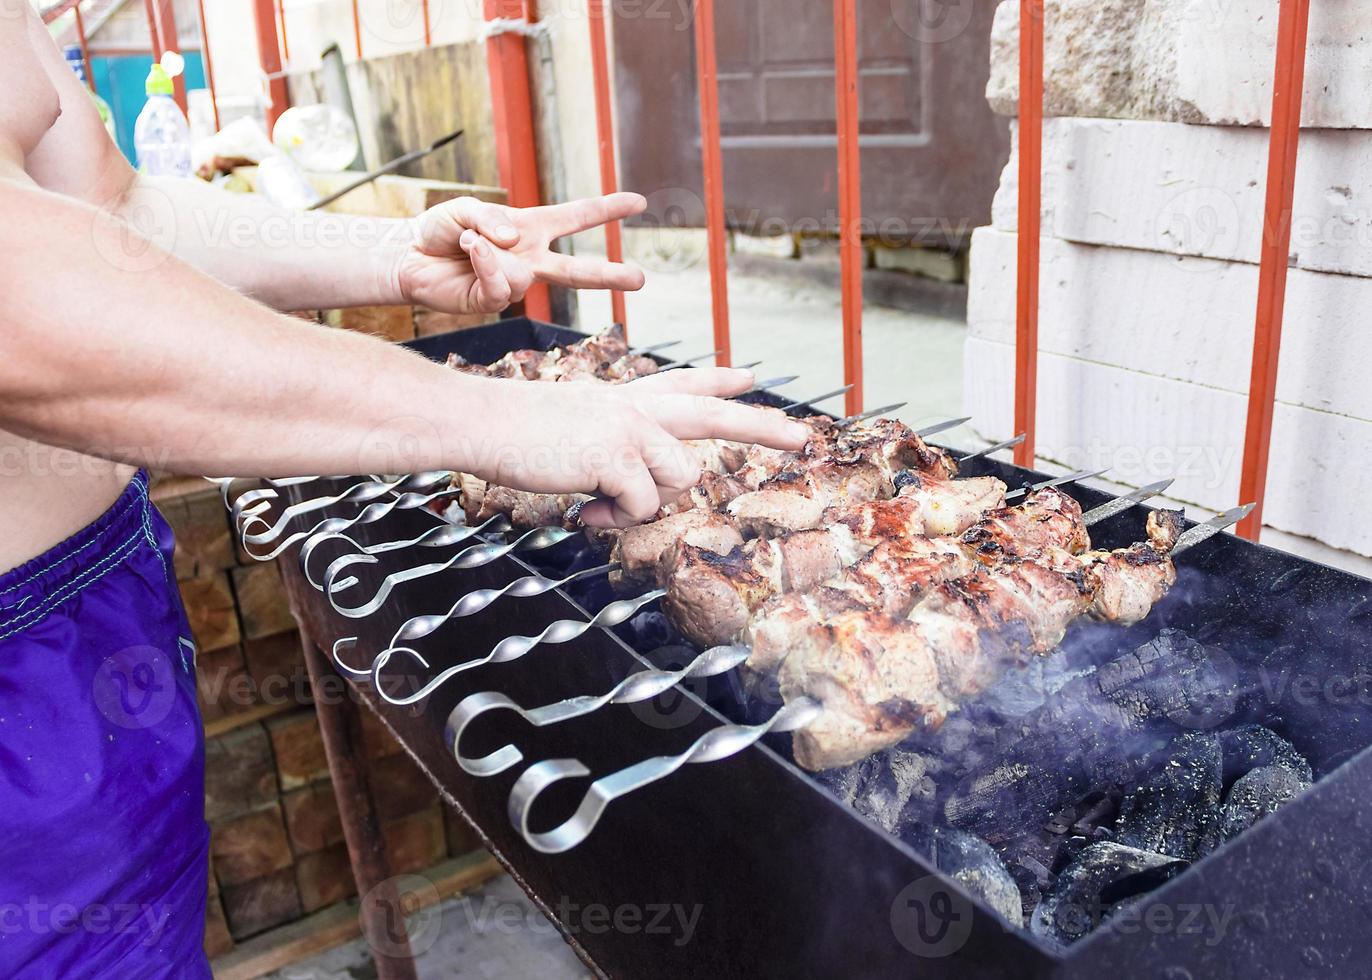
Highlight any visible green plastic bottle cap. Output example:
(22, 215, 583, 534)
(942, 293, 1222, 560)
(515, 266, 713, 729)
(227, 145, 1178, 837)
(145, 62, 174, 96)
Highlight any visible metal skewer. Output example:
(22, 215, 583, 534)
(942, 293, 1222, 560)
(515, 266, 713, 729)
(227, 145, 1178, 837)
(302, 514, 509, 590)
(632, 339, 681, 354)
(447, 645, 751, 777)
(780, 385, 853, 412)
(1172, 504, 1255, 555)
(240, 485, 464, 563)
(237, 472, 452, 547)
(325, 525, 579, 616)
(445, 475, 1174, 781)
(499, 486, 1210, 855)
(834, 402, 908, 428)
(655, 349, 723, 371)
(1004, 468, 1108, 502)
(367, 589, 667, 707)
(959, 433, 1026, 463)
(743, 375, 798, 395)
(507, 698, 822, 854)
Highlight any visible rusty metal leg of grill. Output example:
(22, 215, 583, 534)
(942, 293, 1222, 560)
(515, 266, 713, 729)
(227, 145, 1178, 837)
(294, 621, 419, 979)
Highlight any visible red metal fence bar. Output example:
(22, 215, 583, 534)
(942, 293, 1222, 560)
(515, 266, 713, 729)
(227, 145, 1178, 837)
(588, 0, 627, 330)
(195, 0, 220, 131)
(422, 0, 432, 46)
(693, 0, 731, 366)
(1237, 0, 1311, 541)
(484, 0, 552, 321)
(352, 0, 362, 59)
(1013, 0, 1043, 468)
(276, 0, 290, 61)
(73, 3, 94, 93)
(833, 0, 864, 416)
(252, 0, 289, 133)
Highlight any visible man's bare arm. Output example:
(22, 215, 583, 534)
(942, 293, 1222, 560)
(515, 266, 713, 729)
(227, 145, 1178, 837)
(20, 9, 644, 314)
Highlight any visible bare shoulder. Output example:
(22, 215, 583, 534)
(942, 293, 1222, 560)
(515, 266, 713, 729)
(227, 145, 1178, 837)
(0, 0, 133, 201)
(0, 2, 62, 162)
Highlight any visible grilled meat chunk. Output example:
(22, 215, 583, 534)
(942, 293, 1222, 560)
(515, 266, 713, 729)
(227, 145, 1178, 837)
(610, 510, 743, 588)
(1083, 509, 1184, 625)
(959, 486, 1089, 563)
(460, 476, 585, 529)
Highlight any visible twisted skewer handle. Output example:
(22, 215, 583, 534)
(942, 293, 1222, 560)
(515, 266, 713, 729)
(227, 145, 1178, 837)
(390, 561, 618, 645)
(445, 644, 750, 776)
(239, 471, 452, 547)
(508, 697, 821, 854)
(371, 589, 667, 706)
(326, 524, 576, 618)
(308, 514, 508, 590)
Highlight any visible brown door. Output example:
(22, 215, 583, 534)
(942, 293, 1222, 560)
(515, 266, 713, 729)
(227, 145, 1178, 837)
(613, 0, 1008, 247)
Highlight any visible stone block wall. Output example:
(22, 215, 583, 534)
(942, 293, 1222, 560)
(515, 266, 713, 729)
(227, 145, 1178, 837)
(967, 0, 1372, 557)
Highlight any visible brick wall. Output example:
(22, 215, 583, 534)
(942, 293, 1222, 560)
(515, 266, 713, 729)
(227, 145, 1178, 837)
(156, 482, 484, 960)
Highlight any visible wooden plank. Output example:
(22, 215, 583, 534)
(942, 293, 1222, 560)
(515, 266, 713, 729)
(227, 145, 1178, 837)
(282, 783, 345, 855)
(220, 867, 303, 941)
(204, 893, 235, 959)
(295, 843, 356, 914)
(266, 709, 331, 791)
(211, 803, 295, 888)
(230, 563, 297, 642)
(204, 724, 278, 824)
(179, 572, 241, 653)
(204, 700, 297, 741)
(380, 805, 447, 876)
(196, 645, 259, 727)
(242, 630, 310, 709)
(210, 853, 503, 980)
(159, 487, 236, 579)
(321, 305, 417, 342)
(370, 754, 440, 823)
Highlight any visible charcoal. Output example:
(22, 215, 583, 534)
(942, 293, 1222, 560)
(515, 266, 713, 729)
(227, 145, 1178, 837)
(818, 749, 939, 832)
(812, 755, 878, 809)
(1116, 732, 1222, 861)
(1210, 765, 1312, 846)
(1029, 842, 1187, 946)
(898, 822, 1024, 926)
(1218, 725, 1313, 785)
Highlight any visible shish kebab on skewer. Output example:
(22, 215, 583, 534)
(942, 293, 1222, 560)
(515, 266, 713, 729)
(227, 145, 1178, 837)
(776, 510, 1186, 769)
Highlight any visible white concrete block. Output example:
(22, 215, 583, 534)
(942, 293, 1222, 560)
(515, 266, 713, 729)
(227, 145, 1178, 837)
(987, 0, 1372, 129)
(872, 244, 965, 282)
(968, 227, 1372, 420)
(992, 118, 1372, 279)
(963, 335, 1372, 556)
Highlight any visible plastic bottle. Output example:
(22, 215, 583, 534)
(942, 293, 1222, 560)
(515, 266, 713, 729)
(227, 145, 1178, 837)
(61, 45, 117, 143)
(133, 60, 192, 178)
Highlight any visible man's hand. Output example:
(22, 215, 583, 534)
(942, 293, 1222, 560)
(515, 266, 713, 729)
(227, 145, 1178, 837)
(396, 192, 648, 314)
(473, 367, 811, 529)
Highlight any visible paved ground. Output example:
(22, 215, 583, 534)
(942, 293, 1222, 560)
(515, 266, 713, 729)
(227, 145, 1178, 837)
(264, 875, 590, 980)
(576, 256, 974, 451)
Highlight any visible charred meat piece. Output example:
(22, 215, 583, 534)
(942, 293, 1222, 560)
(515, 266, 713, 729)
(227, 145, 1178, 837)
(663, 529, 856, 647)
(959, 486, 1090, 564)
(1081, 509, 1184, 625)
(609, 510, 743, 589)
(462, 478, 585, 530)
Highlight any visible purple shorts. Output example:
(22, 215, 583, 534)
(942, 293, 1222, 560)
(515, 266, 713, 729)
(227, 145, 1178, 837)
(0, 472, 210, 978)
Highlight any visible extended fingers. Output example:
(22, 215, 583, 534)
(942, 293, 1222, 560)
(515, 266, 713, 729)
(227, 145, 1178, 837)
(627, 366, 755, 398)
(544, 192, 648, 240)
(646, 395, 810, 450)
(534, 251, 646, 292)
